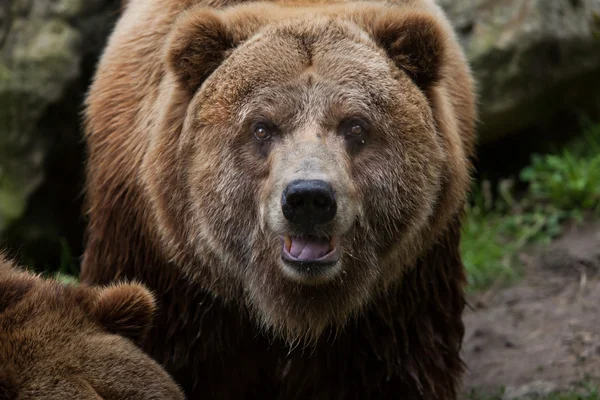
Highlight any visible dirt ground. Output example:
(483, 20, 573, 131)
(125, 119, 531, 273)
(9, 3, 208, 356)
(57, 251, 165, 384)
(462, 220, 600, 398)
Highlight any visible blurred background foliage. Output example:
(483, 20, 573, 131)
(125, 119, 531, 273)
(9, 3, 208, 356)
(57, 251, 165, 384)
(463, 118, 600, 290)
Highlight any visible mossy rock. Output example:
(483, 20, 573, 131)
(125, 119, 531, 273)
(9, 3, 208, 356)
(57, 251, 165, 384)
(0, 0, 120, 271)
(440, 0, 600, 142)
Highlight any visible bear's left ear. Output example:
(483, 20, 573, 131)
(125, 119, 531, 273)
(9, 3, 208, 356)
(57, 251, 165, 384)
(367, 11, 446, 89)
(165, 9, 239, 93)
(92, 283, 156, 345)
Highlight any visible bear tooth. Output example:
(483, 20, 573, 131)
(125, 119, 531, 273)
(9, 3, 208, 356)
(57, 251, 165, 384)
(329, 237, 336, 250)
(284, 236, 292, 252)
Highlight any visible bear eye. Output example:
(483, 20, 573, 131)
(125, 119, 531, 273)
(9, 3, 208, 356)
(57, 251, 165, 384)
(253, 124, 272, 141)
(340, 118, 369, 138)
(349, 124, 363, 136)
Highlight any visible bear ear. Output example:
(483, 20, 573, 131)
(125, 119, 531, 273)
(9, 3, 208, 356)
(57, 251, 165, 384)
(368, 12, 446, 89)
(166, 9, 237, 93)
(92, 283, 156, 345)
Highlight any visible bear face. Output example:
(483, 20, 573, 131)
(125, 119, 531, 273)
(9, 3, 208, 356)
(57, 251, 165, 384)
(139, 2, 474, 342)
(0, 256, 184, 400)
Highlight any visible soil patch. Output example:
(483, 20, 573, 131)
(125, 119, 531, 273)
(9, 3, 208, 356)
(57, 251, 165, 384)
(462, 221, 600, 398)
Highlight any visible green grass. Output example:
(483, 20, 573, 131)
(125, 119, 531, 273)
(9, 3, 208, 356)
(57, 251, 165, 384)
(462, 121, 600, 291)
(19, 237, 79, 284)
(47, 238, 79, 284)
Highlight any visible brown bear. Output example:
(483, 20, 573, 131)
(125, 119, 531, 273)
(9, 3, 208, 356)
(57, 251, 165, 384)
(82, 0, 476, 398)
(0, 254, 184, 400)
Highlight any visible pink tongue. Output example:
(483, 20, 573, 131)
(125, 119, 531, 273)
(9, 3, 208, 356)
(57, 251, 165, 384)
(289, 237, 330, 260)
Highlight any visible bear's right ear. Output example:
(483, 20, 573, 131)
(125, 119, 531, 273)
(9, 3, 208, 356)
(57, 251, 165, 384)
(91, 283, 156, 345)
(165, 9, 237, 93)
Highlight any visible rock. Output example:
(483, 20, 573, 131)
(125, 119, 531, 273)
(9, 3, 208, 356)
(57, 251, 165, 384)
(440, 0, 600, 142)
(0, 3, 80, 232)
(0, 0, 11, 48)
(0, 0, 119, 270)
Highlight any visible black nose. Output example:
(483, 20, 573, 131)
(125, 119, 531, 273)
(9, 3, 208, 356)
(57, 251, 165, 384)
(282, 180, 337, 225)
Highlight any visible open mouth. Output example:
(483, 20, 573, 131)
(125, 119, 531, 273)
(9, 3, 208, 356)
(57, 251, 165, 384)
(281, 235, 340, 264)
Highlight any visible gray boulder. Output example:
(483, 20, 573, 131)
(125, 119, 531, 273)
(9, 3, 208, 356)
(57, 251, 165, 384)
(440, 0, 600, 141)
(0, 0, 118, 269)
(0, 0, 79, 232)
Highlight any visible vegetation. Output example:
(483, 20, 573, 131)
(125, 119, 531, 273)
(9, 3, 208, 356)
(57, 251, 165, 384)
(52, 237, 79, 284)
(461, 121, 600, 291)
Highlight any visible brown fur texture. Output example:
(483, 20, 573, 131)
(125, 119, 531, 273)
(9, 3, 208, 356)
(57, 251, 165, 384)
(82, 0, 476, 398)
(0, 255, 184, 400)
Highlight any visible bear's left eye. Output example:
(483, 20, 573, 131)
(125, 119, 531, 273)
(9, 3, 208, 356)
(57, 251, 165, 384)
(339, 118, 369, 138)
(253, 124, 272, 141)
(349, 124, 363, 136)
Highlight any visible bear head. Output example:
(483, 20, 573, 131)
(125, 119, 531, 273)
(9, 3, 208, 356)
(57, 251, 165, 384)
(142, 2, 474, 342)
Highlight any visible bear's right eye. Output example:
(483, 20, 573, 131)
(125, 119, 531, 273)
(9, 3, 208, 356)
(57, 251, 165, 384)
(253, 124, 272, 141)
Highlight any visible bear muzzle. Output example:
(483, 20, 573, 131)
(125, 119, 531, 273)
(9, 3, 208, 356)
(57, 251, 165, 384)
(280, 235, 341, 284)
(281, 179, 337, 227)
(279, 179, 342, 282)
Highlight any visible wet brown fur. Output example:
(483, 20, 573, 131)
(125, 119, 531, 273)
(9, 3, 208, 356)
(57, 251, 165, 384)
(0, 255, 184, 400)
(82, 0, 476, 398)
